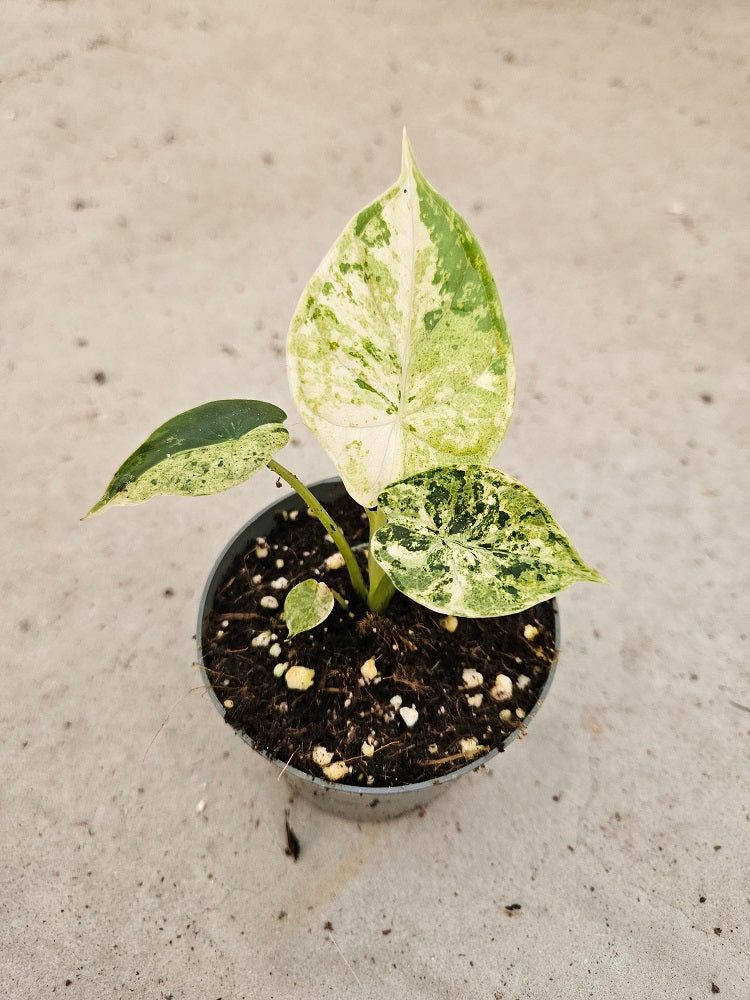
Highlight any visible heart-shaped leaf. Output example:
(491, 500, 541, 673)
(371, 465, 604, 617)
(287, 131, 515, 507)
(85, 399, 288, 517)
(284, 579, 335, 637)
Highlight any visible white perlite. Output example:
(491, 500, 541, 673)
(462, 668, 484, 689)
(255, 544, 269, 559)
(251, 630, 272, 648)
(322, 761, 349, 782)
(459, 737, 486, 759)
(275, 558, 284, 569)
(517, 674, 530, 690)
(360, 657, 378, 683)
(439, 615, 459, 633)
(399, 705, 419, 728)
(269, 642, 281, 658)
(285, 666, 315, 690)
(251, 573, 262, 584)
(270, 577, 289, 590)
(499, 708, 512, 722)
(260, 595, 279, 610)
(389, 694, 403, 710)
(524, 624, 539, 641)
(466, 693, 483, 708)
(361, 740, 375, 758)
(312, 746, 333, 768)
(490, 673, 513, 702)
(324, 552, 345, 571)
(273, 662, 288, 678)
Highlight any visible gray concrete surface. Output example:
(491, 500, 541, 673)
(2, 1, 748, 997)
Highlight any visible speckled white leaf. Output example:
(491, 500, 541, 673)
(85, 400, 288, 516)
(287, 131, 514, 507)
(371, 465, 604, 617)
(284, 579, 335, 637)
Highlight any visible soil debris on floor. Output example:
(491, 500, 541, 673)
(284, 809, 300, 861)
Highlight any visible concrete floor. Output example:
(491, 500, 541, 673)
(2, 1, 748, 997)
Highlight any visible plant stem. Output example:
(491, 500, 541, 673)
(267, 460, 368, 605)
(330, 589, 349, 610)
(368, 572, 396, 615)
(366, 508, 397, 614)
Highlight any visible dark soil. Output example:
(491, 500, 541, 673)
(202, 491, 557, 787)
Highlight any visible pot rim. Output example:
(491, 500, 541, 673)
(196, 477, 560, 799)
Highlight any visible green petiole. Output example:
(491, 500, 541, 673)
(267, 460, 369, 606)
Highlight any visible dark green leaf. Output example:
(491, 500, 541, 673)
(85, 399, 288, 516)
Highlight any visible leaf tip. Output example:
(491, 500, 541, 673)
(582, 565, 607, 585)
(401, 127, 417, 176)
(81, 499, 104, 521)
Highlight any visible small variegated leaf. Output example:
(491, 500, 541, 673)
(284, 579, 335, 638)
(287, 130, 515, 507)
(371, 465, 604, 617)
(85, 399, 288, 517)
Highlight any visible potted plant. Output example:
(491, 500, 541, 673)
(85, 131, 603, 820)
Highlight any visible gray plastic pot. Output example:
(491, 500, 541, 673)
(197, 478, 560, 822)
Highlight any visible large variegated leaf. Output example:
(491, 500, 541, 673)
(371, 465, 604, 617)
(287, 130, 515, 507)
(85, 399, 288, 517)
(284, 580, 335, 638)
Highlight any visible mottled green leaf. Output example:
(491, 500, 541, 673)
(287, 130, 515, 507)
(284, 579, 335, 637)
(371, 465, 604, 617)
(85, 399, 288, 517)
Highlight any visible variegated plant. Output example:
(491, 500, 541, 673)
(86, 131, 603, 632)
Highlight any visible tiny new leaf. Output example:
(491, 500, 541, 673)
(85, 399, 288, 517)
(287, 130, 515, 507)
(371, 465, 604, 617)
(284, 579, 335, 638)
